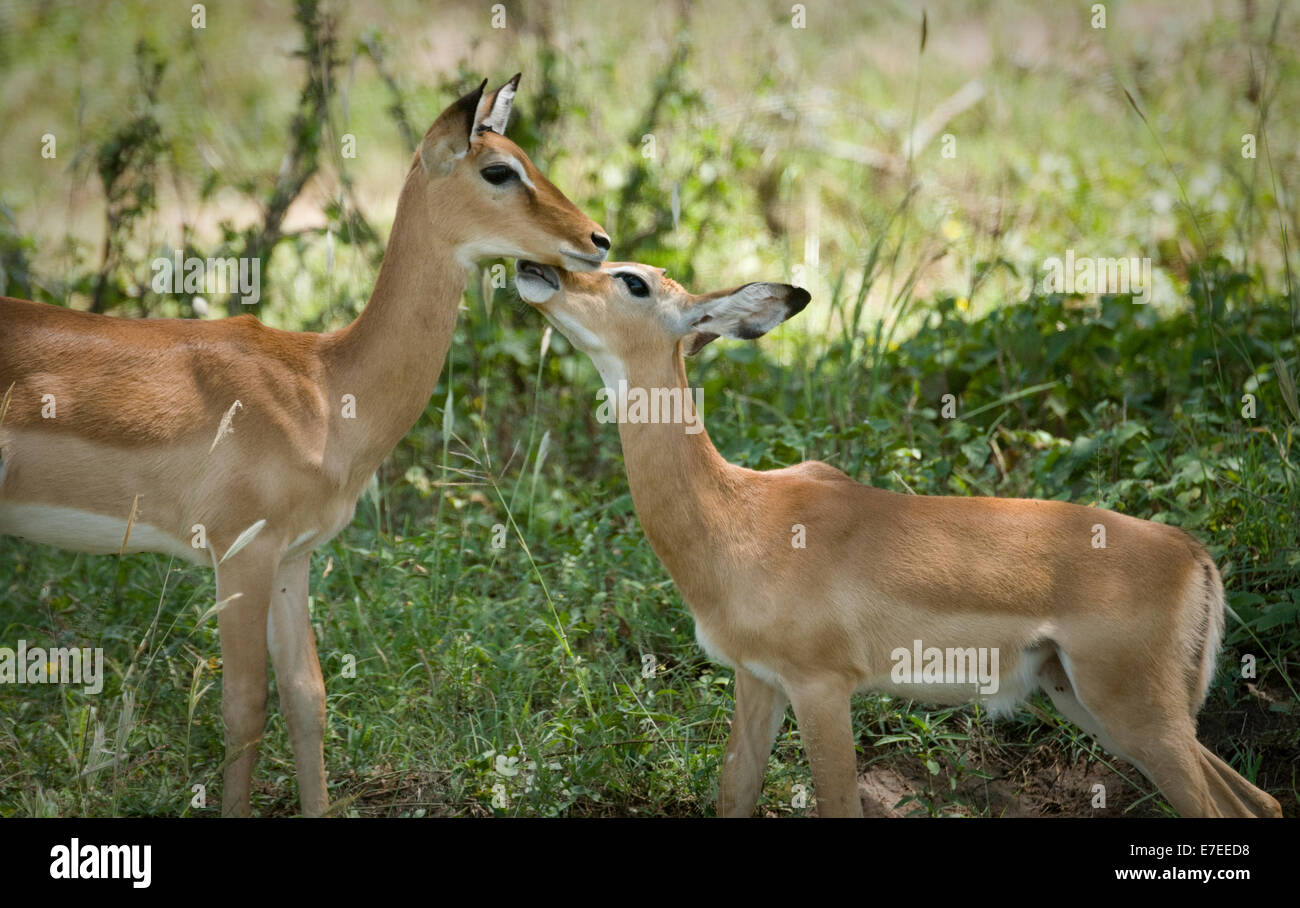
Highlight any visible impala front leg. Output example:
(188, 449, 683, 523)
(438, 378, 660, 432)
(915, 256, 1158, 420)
(215, 542, 278, 817)
(787, 679, 862, 817)
(717, 667, 788, 817)
(269, 554, 328, 816)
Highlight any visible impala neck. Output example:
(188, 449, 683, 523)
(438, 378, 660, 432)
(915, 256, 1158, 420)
(613, 347, 744, 617)
(328, 165, 464, 480)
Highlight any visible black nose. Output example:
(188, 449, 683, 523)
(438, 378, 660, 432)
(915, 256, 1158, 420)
(591, 232, 611, 253)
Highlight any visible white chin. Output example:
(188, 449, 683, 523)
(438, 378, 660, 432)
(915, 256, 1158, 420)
(516, 278, 556, 304)
(562, 252, 602, 272)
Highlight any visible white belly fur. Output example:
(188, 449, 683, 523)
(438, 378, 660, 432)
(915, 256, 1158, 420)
(695, 621, 789, 689)
(695, 615, 1052, 718)
(0, 502, 203, 564)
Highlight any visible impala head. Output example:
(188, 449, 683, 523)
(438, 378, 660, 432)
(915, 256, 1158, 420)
(417, 74, 610, 270)
(514, 260, 810, 380)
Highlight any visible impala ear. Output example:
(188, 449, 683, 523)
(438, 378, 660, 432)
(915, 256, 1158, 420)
(683, 331, 720, 356)
(474, 73, 521, 138)
(419, 78, 488, 173)
(681, 283, 810, 355)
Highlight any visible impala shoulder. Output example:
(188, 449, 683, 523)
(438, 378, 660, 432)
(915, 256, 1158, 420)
(205, 314, 326, 375)
(220, 313, 314, 351)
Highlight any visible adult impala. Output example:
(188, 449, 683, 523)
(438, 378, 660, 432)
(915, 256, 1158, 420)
(513, 259, 1282, 818)
(0, 75, 610, 817)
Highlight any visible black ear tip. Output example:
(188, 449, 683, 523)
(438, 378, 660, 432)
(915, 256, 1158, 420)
(787, 287, 811, 315)
(449, 78, 489, 120)
(508, 72, 522, 87)
(457, 78, 487, 108)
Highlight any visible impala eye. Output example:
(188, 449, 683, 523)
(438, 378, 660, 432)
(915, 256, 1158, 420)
(480, 163, 516, 185)
(618, 273, 650, 298)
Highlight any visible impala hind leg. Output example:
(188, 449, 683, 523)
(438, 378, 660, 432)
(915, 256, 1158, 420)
(787, 679, 862, 817)
(269, 554, 329, 817)
(1107, 721, 1250, 817)
(1197, 743, 1282, 817)
(1036, 654, 1135, 764)
(1038, 653, 1263, 817)
(215, 543, 278, 817)
(717, 667, 788, 817)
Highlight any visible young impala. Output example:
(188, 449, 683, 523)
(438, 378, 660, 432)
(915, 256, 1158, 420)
(513, 259, 1282, 818)
(0, 75, 610, 817)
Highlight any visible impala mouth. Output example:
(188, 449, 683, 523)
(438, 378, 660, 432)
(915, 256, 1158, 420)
(517, 260, 559, 290)
(515, 260, 562, 303)
(561, 249, 605, 270)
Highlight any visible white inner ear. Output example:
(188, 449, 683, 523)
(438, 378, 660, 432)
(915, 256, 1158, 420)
(477, 83, 516, 136)
(683, 283, 787, 339)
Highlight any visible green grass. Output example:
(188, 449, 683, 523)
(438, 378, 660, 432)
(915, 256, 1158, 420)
(1, 0, 1298, 816)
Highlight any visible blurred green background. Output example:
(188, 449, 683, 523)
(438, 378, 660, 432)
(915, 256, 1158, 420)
(0, 0, 1296, 816)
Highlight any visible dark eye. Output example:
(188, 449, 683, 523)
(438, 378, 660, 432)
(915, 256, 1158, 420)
(480, 164, 516, 185)
(618, 273, 650, 297)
